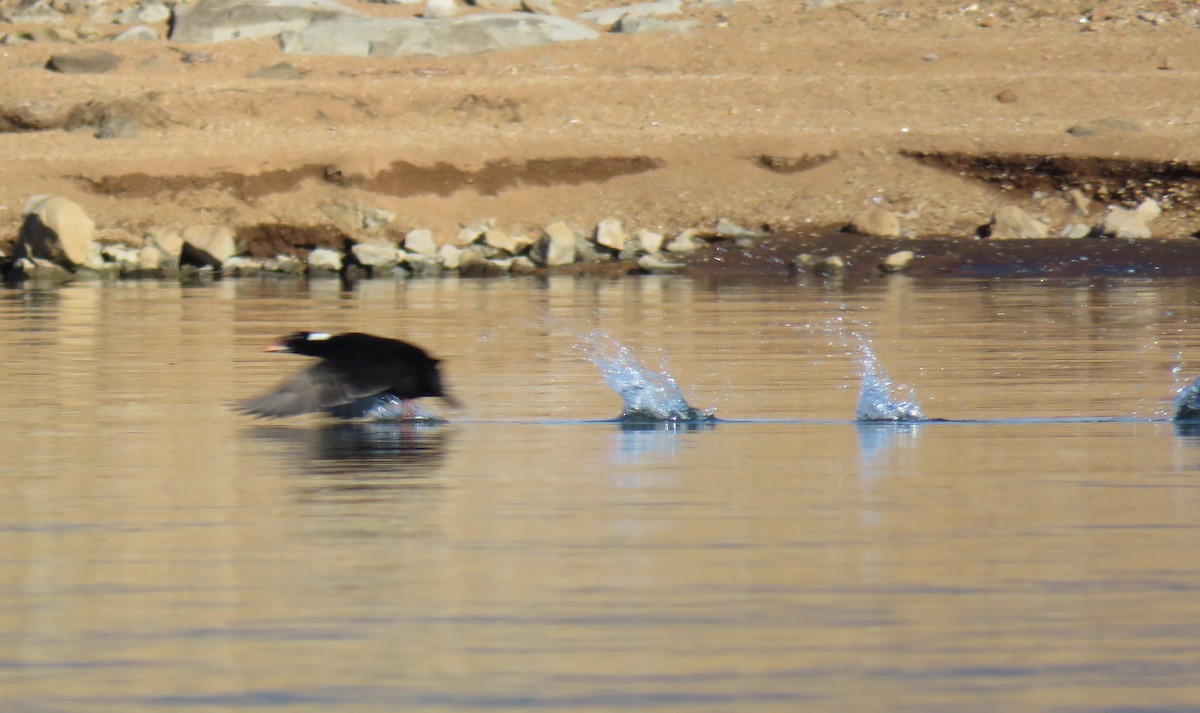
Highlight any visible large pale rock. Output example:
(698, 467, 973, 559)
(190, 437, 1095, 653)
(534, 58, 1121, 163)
(46, 49, 120, 74)
(634, 228, 665, 254)
(181, 225, 238, 267)
(594, 218, 628, 251)
(847, 207, 901, 238)
(169, 0, 359, 43)
(281, 12, 599, 58)
(1100, 199, 1161, 239)
(664, 228, 701, 253)
(483, 227, 530, 255)
(532, 221, 577, 266)
(402, 228, 438, 256)
(351, 240, 402, 267)
(983, 205, 1048, 239)
(578, 0, 680, 26)
(18, 195, 96, 268)
(423, 0, 458, 18)
(306, 247, 342, 272)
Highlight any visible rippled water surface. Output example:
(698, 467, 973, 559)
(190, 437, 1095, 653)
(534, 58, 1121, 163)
(2, 275, 1199, 712)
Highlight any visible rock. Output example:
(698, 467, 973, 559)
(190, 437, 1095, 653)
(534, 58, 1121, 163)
(459, 248, 506, 277)
(247, 61, 304, 79)
(321, 202, 394, 232)
(220, 256, 262, 276)
(422, 0, 458, 18)
(100, 244, 143, 273)
(454, 219, 491, 246)
(814, 255, 846, 276)
(634, 228, 665, 254)
(714, 217, 762, 239)
(637, 253, 683, 273)
(13, 257, 74, 283)
(96, 115, 139, 140)
(574, 233, 610, 262)
(306, 247, 342, 272)
(578, 0, 681, 27)
(169, 0, 359, 43)
(18, 195, 96, 268)
(879, 250, 914, 273)
(665, 228, 702, 253)
(1059, 223, 1092, 239)
(281, 11, 599, 57)
(1100, 200, 1161, 239)
(180, 225, 238, 267)
(594, 218, 627, 251)
(402, 228, 438, 256)
(352, 239, 401, 267)
(438, 244, 463, 269)
(532, 221, 577, 266)
(847, 207, 901, 238)
(46, 49, 120, 74)
(483, 227, 529, 255)
(996, 88, 1018, 104)
(3, 0, 62, 23)
(263, 254, 305, 274)
(981, 205, 1048, 239)
(510, 255, 537, 274)
(472, 0, 521, 9)
(113, 25, 159, 41)
(521, 0, 555, 13)
(613, 16, 698, 33)
(145, 228, 183, 264)
(1067, 118, 1140, 138)
(1067, 188, 1091, 215)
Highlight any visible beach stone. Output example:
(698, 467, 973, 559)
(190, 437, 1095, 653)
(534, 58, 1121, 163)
(438, 244, 463, 269)
(814, 255, 846, 276)
(521, 0, 555, 13)
(101, 244, 143, 272)
(983, 205, 1048, 239)
(665, 228, 701, 253)
(96, 115, 139, 140)
(996, 88, 1018, 104)
(3, 0, 62, 23)
(879, 250, 914, 273)
(637, 253, 683, 273)
(574, 233, 610, 262)
(1100, 200, 1160, 239)
(510, 255, 537, 274)
(483, 227, 530, 255)
(281, 11, 598, 58)
(46, 49, 119, 74)
(453, 219, 491, 246)
(402, 228, 438, 256)
(422, 0, 458, 18)
(594, 218, 628, 251)
(1067, 188, 1091, 215)
(353, 239, 401, 267)
(1059, 222, 1092, 239)
(247, 61, 304, 79)
(578, 0, 681, 27)
(180, 225, 238, 267)
(170, 0, 359, 43)
(145, 228, 183, 262)
(613, 16, 698, 33)
(848, 207, 901, 238)
(113, 25, 159, 41)
(532, 221, 577, 266)
(263, 254, 305, 274)
(714, 217, 762, 239)
(459, 248, 505, 277)
(306, 247, 342, 272)
(634, 228, 665, 254)
(220, 256, 263, 275)
(472, 0, 521, 9)
(1067, 117, 1140, 138)
(18, 195, 96, 268)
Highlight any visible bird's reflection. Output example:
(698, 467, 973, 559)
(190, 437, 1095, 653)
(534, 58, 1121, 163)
(247, 421, 450, 493)
(1173, 420, 1200, 440)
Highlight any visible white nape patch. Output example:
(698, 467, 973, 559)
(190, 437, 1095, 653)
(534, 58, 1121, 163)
(306, 332, 332, 341)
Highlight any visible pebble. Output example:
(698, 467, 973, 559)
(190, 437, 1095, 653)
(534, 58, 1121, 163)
(982, 205, 1048, 239)
(46, 49, 120, 74)
(879, 250, 914, 273)
(847, 207, 901, 238)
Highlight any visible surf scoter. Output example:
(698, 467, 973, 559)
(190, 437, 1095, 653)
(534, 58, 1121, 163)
(238, 331, 457, 419)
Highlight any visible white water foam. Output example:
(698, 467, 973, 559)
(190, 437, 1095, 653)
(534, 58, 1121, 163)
(576, 330, 714, 422)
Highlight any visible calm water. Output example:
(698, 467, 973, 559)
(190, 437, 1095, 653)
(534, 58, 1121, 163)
(1, 275, 1199, 712)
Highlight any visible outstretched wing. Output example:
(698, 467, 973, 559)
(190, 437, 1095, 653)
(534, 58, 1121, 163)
(237, 363, 383, 418)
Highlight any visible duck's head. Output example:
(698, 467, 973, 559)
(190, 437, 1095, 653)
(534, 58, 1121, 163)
(265, 331, 333, 354)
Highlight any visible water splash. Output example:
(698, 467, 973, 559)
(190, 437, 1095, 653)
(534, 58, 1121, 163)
(577, 330, 714, 422)
(854, 342, 924, 422)
(330, 393, 448, 423)
(1173, 376, 1200, 420)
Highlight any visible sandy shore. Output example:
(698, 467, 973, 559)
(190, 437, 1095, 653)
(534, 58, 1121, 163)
(2, 0, 1200, 266)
